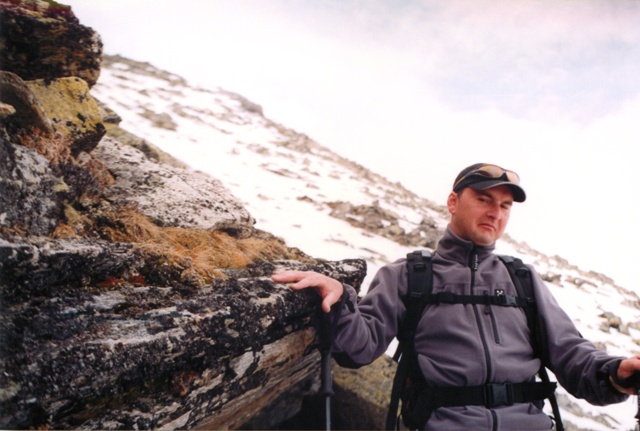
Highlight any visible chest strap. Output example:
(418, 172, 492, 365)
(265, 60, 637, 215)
(425, 291, 533, 307)
(416, 381, 557, 410)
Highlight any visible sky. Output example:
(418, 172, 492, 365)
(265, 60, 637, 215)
(64, 0, 640, 291)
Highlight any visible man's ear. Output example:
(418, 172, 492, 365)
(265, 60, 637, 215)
(447, 191, 459, 216)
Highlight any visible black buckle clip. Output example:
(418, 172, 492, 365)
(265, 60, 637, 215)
(413, 262, 427, 272)
(485, 383, 514, 407)
(496, 294, 518, 307)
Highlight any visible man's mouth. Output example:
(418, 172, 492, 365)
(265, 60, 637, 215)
(479, 223, 496, 232)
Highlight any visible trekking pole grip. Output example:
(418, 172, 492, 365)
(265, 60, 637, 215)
(317, 310, 334, 389)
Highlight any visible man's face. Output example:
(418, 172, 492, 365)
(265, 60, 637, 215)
(447, 185, 514, 246)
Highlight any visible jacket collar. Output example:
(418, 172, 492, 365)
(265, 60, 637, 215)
(436, 225, 496, 267)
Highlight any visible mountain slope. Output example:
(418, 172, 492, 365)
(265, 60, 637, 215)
(93, 54, 640, 431)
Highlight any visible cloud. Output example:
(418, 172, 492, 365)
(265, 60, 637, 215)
(376, 0, 640, 123)
(73, 0, 640, 125)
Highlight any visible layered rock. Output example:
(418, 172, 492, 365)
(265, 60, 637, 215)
(0, 245, 366, 429)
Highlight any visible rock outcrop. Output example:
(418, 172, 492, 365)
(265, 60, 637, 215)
(0, 1, 371, 429)
(26, 76, 106, 157)
(1, 241, 366, 429)
(0, 71, 54, 135)
(0, 0, 103, 86)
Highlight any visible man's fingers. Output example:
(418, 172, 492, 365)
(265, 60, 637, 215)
(271, 271, 320, 290)
(321, 298, 333, 313)
(272, 270, 332, 287)
(271, 270, 308, 283)
(272, 270, 343, 310)
(321, 289, 344, 313)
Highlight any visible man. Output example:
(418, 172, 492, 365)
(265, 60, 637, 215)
(272, 163, 640, 430)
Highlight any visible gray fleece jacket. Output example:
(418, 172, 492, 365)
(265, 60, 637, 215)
(333, 226, 627, 430)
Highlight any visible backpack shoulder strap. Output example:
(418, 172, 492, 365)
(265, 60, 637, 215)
(497, 255, 542, 358)
(386, 250, 432, 430)
(398, 250, 433, 346)
(497, 255, 564, 431)
(496, 255, 528, 293)
(497, 255, 533, 300)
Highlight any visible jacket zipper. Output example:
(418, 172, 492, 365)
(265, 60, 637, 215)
(470, 250, 497, 431)
(469, 251, 492, 378)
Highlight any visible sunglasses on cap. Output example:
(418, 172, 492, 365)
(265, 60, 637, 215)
(453, 164, 520, 190)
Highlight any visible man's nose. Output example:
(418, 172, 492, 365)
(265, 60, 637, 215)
(486, 203, 502, 219)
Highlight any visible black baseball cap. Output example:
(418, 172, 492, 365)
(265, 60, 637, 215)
(452, 163, 526, 202)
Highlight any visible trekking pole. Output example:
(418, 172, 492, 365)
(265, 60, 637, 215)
(635, 385, 640, 431)
(317, 289, 349, 431)
(317, 308, 336, 431)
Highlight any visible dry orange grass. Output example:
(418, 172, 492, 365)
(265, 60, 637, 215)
(100, 208, 308, 284)
(17, 128, 73, 165)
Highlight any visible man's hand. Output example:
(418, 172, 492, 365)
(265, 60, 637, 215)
(611, 355, 640, 395)
(271, 270, 344, 313)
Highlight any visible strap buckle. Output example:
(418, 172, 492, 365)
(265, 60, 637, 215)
(496, 294, 518, 307)
(484, 383, 514, 407)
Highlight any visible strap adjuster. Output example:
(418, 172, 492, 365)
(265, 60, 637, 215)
(413, 262, 427, 272)
(496, 294, 518, 306)
(484, 382, 514, 407)
(434, 291, 456, 303)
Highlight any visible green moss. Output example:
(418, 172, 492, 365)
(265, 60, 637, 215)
(42, 0, 71, 10)
(41, 0, 75, 21)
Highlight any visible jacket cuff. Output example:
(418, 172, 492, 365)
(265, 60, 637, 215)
(609, 358, 640, 389)
(333, 283, 356, 314)
(607, 359, 624, 388)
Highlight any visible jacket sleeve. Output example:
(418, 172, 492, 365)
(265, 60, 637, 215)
(530, 266, 628, 405)
(332, 260, 407, 366)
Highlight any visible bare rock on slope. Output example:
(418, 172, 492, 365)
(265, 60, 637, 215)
(93, 137, 256, 236)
